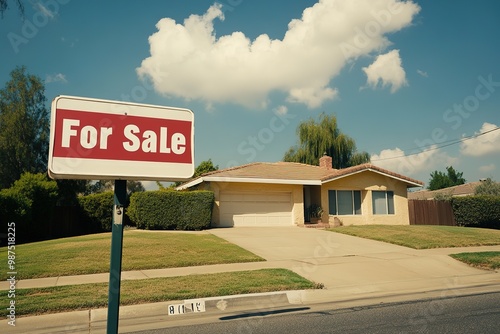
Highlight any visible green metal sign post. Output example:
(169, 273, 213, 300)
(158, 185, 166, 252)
(107, 180, 127, 334)
(47, 96, 194, 333)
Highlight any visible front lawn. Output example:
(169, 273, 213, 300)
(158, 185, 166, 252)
(450, 251, 500, 270)
(0, 269, 316, 317)
(0, 230, 264, 280)
(329, 225, 500, 249)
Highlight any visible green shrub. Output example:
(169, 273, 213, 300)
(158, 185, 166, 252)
(451, 196, 500, 229)
(0, 173, 58, 243)
(78, 192, 114, 231)
(128, 191, 214, 230)
(0, 188, 30, 223)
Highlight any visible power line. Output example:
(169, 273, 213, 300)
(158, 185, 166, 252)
(371, 126, 500, 162)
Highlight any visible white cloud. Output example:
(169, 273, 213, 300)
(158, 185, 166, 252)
(45, 73, 67, 84)
(287, 87, 338, 109)
(273, 105, 288, 115)
(461, 122, 500, 156)
(362, 49, 408, 93)
(417, 69, 428, 77)
(479, 164, 496, 174)
(137, 0, 420, 109)
(371, 146, 456, 176)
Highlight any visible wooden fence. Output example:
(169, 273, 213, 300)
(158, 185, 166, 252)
(408, 200, 456, 226)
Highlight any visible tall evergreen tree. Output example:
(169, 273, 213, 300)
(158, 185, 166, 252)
(283, 113, 370, 169)
(0, 66, 49, 188)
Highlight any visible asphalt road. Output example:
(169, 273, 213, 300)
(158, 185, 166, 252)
(132, 292, 500, 334)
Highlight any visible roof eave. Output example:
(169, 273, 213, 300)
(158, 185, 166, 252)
(176, 177, 203, 190)
(178, 176, 321, 188)
(322, 167, 423, 188)
(203, 176, 321, 185)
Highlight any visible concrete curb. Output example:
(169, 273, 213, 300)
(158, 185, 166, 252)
(7, 291, 297, 334)
(7, 280, 500, 334)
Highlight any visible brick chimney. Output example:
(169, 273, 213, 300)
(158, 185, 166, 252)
(319, 154, 333, 170)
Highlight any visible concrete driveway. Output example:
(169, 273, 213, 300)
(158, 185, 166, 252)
(210, 227, 500, 299)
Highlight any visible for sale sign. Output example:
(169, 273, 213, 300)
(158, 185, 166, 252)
(48, 95, 194, 181)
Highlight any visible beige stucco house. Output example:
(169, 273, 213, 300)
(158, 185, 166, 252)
(178, 155, 423, 227)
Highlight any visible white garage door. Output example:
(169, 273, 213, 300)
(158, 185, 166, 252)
(219, 192, 293, 227)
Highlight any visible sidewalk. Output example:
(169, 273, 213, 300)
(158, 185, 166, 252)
(2, 245, 499, 291)
(0, 260, 289, 290)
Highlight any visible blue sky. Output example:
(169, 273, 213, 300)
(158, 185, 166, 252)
(1, 0, 500, 190)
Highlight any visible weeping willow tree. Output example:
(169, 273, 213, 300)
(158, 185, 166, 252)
(283, 113, 370, 169)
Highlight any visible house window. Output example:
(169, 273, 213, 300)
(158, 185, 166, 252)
(328, 190, 362, 215)
(372, 191, 395, 215)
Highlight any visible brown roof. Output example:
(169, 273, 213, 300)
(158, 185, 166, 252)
(408, 182, 482, 200)
(179, 161, 423, 188)
(200, 161, 329, 180)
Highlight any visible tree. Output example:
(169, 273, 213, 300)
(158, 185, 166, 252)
(427, 166, 466, 191)
(283, 113, 370, 168)
(86, 180, 145, 195)
(1, 172, 58, 242)
(0, 66, 49, 188)
(170, 159, 219, 188)
(86, 180, 114, 194)
(0, 0, 24, 18)
(474, 178, 500, 196)
(56, 180, 89, 205)
(127, 180, 146, 194)
(193, 159, 219, 178)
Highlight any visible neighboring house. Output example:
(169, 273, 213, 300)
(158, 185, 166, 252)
(408, 182, 482, 200)
(177, 155, 423, 227)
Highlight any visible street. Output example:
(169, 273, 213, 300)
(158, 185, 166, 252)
(133, 292, 500, 334)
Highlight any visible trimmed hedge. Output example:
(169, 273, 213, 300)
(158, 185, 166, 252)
(78, 192, 114, 232)
(128, 191, 214, 230)
(451, 196, 500, 229)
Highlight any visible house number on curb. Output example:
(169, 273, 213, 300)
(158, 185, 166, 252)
(168, 301, 206, 315)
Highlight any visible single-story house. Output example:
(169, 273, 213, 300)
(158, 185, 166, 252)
(408, 181, 483, 200)
(177, 155, 423, 227)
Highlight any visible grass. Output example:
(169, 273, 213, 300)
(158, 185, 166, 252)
(450, 251, 500, 270)
(0, 269, 316, 317)
(329, 225, 500, 249)
(0, 230, 264, 280)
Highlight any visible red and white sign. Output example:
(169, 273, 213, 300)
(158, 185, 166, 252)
(48, 95, 194, 180)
